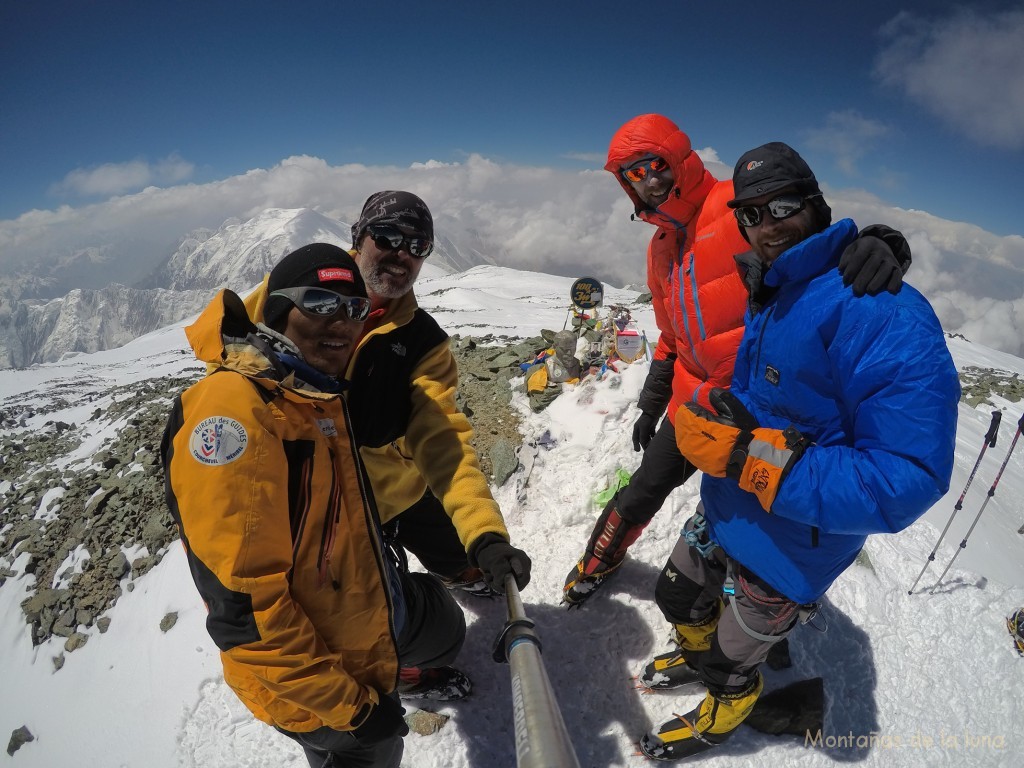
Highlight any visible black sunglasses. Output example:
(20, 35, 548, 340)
(366, 224, 433, 259)
(269, 286, 371, 322)
(734, 194, 818, 228)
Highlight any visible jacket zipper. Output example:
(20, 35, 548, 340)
(338, 394, 401, 685)
(291, 454, 314, 565)
(752, 305, 775, 381)
(316, 448, 343, 590)
(677, 248, 711, 387)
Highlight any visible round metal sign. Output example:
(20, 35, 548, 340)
(570, 277, 603, 310)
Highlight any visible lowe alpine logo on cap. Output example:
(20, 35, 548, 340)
(745, 160, 764, 171)
(318, 267, 353, 283)
(189, 416, 248, 466)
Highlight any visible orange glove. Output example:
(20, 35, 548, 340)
(675, 389, 811, 511)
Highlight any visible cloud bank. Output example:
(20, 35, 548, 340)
(1, 154, 1023, 356)
(875, 8, 1024, 150)
(49, 154, 196, 198)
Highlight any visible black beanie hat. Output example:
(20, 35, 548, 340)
(728, 142, 831, 240)
(351, 190, 433, 248)
(728, 142, 822, 207)
(262, 243, 367, 330)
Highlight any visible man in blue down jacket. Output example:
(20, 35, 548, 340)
(638, 142, 960, 761)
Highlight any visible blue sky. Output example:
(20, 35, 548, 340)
(2, 1, 1023, 237)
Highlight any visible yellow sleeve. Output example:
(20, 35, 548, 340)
(403, 340, 510, 551)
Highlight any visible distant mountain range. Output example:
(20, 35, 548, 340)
(0, 208, 494, 368)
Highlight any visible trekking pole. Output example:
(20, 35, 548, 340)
(932, 412, 1024, 592)
(492, 575, 581, 768)
(908, 411, 1001, 594)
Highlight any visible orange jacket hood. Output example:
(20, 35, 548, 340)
(605, 113, 717, 230)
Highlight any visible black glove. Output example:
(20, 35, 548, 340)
(636, 357, 674, 414)
(470, 533, 532, 593)
(631, 412, 659, 452)
(351, 692, 408, 745)
(838, 225, 911, 297)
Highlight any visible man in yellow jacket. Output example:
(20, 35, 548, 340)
(245, 192, 532, 700)
(162, 244, 470, 768)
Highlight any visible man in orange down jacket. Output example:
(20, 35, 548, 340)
(162, 244, 469, 768)
(562, 114, 913, 606)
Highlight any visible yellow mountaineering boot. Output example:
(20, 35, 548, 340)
(638, 602, 722, 691)
(639, 674, 763, 761)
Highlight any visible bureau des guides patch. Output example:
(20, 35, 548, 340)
(190, 416, 248, 465)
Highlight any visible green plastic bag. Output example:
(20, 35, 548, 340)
(593, 467, 632, 507)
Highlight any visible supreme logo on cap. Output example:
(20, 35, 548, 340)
(318, 267, 353, 282)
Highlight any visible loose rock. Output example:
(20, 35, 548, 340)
(6, 726, 34, 756)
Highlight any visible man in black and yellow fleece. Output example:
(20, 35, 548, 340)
(244, 192, 532, 700)
(163, 245, 470, 768)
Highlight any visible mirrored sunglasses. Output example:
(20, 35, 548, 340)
(270, 286, 371, 322)
(366, 224, 433, 259)
(734, 194, 815, 228)
(621, 156, 669, 183)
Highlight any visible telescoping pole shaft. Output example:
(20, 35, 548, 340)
(908, 411, 1001, 594)
(496, 574, 581, 768)
(932, 413, 1024, 591)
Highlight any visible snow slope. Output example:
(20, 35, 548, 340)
(1, 266, 1022, 767)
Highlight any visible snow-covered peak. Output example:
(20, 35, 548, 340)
(156, 207, 352, 291)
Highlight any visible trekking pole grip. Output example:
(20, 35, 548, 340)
(985, 410, 1001, 446)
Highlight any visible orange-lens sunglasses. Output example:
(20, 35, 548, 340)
(621, 156, 669, 183)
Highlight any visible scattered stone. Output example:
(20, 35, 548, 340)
(52, 654, 65, 671)
(959, 366, 1024, 405)
(97, 617, 111, 633)
(448, 335, 540, 479)
(489, 438, 519, 487)
(84, 487, 119, 518)
(106, 552, 129, 580)
(64, 632, 88, 652)
(6, 725, 34, 756)
(404, 708, 450, 736)
(160, 611, 178, 632)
